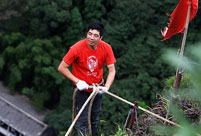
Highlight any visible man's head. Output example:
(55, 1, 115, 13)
(87, 22, 104, 37)
(86, 22, 104, 50)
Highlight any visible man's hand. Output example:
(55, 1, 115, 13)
(98, 86, 109, 94)
(76, 80, 89, 91)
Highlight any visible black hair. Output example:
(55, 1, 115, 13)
(87, 22, 104, 36)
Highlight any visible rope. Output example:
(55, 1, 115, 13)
(72, 88, 78, 121)
(87, 83, 104, 135)
(67, 86, 201, 136)
(88, 91, 98, 135)
(101, 90, 201, 136)
(70, 86, 98, 136)
(65, 90, 96, 136)
(102, 90, 182, 128)
(69, 88, 78, 136)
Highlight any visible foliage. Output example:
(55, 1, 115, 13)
(0, 0, 27, 20)
(129, 43, 201, 136)
(82, 0, 106, 25)
(24, 0, 73, 37)
(0, 0, 201, 135)
(165, 74, 192, 89)
(0, 33, 68, 110)
(58, 131, 66, 136)
(44, 110, 72, 131)
(111, 125, 128, 136)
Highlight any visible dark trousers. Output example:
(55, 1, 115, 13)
(75, 91, 102, 136)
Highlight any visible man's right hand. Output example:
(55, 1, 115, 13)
(76, 80, 89, 91)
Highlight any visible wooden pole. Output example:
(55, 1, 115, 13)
(102, 90, 182, 128)
(65, 88, 97, 136)
(66, 86, 201, 136)
(100, 88, 201, 136)
(103, 89, 201, 136)
(173, 3, 191, 89)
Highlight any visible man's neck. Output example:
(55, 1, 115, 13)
(88, 44, 98, 50)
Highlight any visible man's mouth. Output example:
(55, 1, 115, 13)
(89, 41, 94, 44)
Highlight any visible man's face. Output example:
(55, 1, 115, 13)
(87, 29, 102, 49)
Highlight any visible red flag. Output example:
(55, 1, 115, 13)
(162, 0, 198, 41)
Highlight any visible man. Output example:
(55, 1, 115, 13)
(58, 22, 116, 136)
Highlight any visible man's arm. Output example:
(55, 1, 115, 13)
(105, 64, 116, 89)
(58, 60, 79, 83)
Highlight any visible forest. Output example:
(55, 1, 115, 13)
(0, 0, 201, 135)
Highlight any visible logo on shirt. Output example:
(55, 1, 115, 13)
(87, 56, 98, 76)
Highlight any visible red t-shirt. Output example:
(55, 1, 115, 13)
(63, 39, 116, 92)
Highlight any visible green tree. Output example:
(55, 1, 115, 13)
(0, 0, 201, 134)
(62, 7, 84, 46)
(82, 0, 106, 24)
(23, 0, 72, 37)
(0, 33, 69, 110)
(0, 0, 27, 20)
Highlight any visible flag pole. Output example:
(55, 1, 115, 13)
(173, 2, 191, 89)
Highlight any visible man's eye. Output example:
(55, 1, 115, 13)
(94, 35, 99, 37)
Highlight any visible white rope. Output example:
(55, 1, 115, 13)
(99, 87, 201, 136)
(65, 86, 201, 136)
(65, 86, 97, 136)
(100, 89, 181, 127)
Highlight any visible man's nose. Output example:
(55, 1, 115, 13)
(90, 35, 95, 39)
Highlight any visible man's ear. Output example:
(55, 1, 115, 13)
(100, 36, 103, 40)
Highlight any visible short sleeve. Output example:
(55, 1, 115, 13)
(63, 46, 77, 65)
(106, 45, 116, 65)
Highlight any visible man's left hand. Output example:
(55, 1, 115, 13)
(98, 86, 109, 94)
